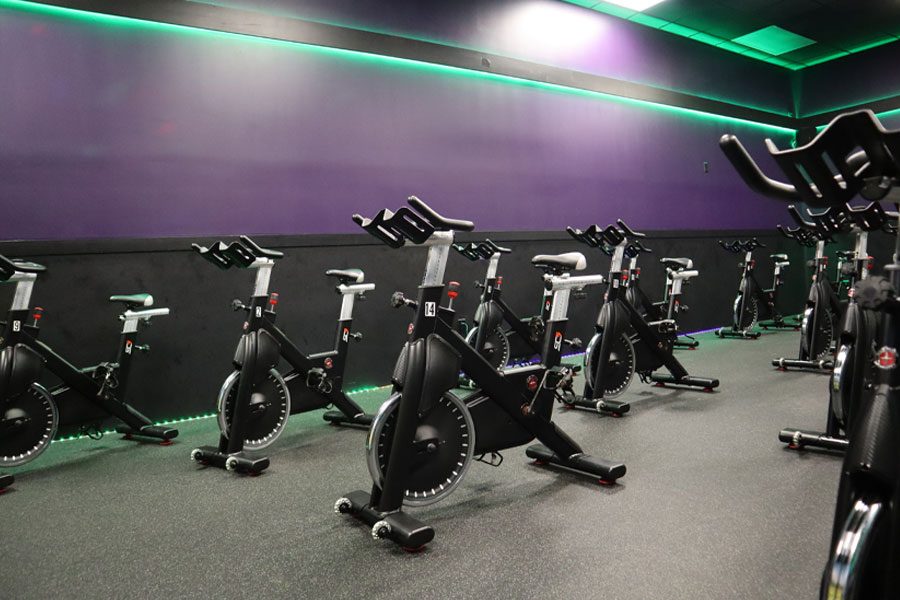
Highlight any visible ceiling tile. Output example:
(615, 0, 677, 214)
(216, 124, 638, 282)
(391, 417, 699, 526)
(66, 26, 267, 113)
(732, 25, 815, 56)
(562, 0, 900, 69)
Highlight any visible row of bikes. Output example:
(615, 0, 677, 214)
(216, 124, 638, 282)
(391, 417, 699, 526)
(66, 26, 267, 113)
(1, 109, 895, 597)
(720, 109, 900, 599)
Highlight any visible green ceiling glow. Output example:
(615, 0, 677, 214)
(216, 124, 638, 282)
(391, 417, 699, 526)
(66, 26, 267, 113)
(732, 26, 815, 57)
(568, 1, 899, 71)
(602, 0, 666, 11)
(0, 0, 794, 133)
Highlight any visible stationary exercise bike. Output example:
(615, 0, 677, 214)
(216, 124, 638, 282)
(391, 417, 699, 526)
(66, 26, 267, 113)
(189, 236, 374, 475)
(778, 202, 894, 451)
(0, 254, 176, 491)
(454, 239, 582, 370)
(560, 221, 718, 414)
(716, 239, 798, 338)
(772, 207, 843, 371)
(721, 108, 900, 599)
(335, 197, 625, 549)
(622, 242, 701, 349)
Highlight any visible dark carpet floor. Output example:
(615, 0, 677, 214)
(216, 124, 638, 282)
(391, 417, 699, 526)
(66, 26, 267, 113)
(1, 331, 843, 600)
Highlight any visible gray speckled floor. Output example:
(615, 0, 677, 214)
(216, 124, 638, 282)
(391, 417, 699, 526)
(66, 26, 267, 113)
(1, 331, 841, 600)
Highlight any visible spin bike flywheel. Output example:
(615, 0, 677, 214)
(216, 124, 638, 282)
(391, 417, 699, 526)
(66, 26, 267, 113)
(367, 391, 475, 506)
(465, 326, 511, 371)
(734, 293, 759, 331)
(0, 383, 58, 467)
(584, 331, 635, 398)
(823, 498, 887, 600)
(218, 369, 291, 451)
(830, 342, 861, 430)
(801, 307, 834, 360)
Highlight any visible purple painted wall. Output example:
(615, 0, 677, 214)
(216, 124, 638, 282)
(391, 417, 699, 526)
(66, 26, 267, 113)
(0, 5, 793, 240)
(192, 0, 793, 116)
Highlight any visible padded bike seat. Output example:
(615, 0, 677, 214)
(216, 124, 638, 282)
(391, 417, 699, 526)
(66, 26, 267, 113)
(325, 268, 364, 284)
(0, 255, 46, 280)
(770, 253, 789, 261)
(11, 259, 46, 273)
(660, 257, 693, 270)
(531, 252, 587, 274)
(109, 293, 153, 308)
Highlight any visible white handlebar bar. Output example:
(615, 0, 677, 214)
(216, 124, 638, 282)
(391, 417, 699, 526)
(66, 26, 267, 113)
(122, 308, 170, 321)
(546, 273, 606, 291)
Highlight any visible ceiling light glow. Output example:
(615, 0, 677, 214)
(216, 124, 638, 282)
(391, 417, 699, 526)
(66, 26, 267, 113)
(601, 0, 667, 11)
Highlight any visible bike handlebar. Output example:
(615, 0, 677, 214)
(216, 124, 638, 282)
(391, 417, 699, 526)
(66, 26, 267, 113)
(452, 239, 512, 261)
(354, 197, 475, 248)
(718, 238, 765, 253)
(719, 134, 801, 202)
(408, 196, 475, 232)
(720, 110, 900, 209)
(192, 237, 283, 270)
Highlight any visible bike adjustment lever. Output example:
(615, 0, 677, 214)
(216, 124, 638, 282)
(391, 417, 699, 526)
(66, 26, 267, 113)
(231, 299, 247, 312)
(390, 292, 406, 308)
(564, 337, 583, 349)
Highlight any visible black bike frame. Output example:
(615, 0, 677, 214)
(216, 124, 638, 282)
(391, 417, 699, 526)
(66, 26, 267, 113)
(1, 309, 166, 434)
(589, 264, 690, 397)
(371, 282, 574, 512)
(475, 274, 551, 358)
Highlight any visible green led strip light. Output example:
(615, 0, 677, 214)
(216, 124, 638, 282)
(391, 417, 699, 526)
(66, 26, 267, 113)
(0, 0, 793, 133)
(568, 1, 899, 71)
(49, 384, 391, 444)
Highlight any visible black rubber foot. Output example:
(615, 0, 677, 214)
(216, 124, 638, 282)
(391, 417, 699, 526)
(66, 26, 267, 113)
(525, 444, 626, 482)
(778, 429, 849, 452)
(336, 490, 435, 548)
(771, 358, 834, 371)
(562, 396, 630, 416)
(716, 327, 761, 339)
(322, 411, 373, 428)
(0, 473, 13, 491)
(674, 341, 700, 349)
(115, 424, 179, 441)
(190, 447, 270, 474)
(649, 373, 720, 390)
(760, 319, 801, 330)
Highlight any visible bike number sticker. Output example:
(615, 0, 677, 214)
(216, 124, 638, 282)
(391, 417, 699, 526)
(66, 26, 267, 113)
(342, 327, 349, 342)
(425, 302, 436, 317)
(553, 332, 563, 351)
(255, 306, 262, 318)
(125, 340, 133, 355)
(12, 321, 20, 332)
